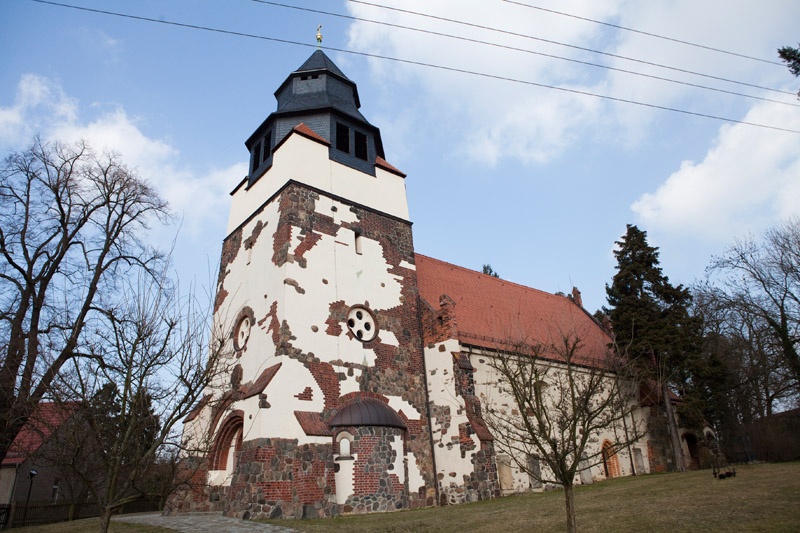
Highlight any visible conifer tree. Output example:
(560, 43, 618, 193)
(605, 225, 701, 472)
(779, 44, 800, 97)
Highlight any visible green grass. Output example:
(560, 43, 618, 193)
(276, 462, 800, 533)
(13, 463, 800, 532)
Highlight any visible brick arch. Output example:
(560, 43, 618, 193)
(602, 440, 620, 478)
(210, 411, 244, 471)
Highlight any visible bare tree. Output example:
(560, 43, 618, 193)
(0, 137, 170, 466)
(46, 271, 230, 533)
(692, 285, 798, 462)
(482, 334, 644, 533)
(709, 218, 800, 389)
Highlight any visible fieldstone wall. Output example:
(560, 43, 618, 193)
(224, 438, 337, 520)
(340, 426, 408, 513)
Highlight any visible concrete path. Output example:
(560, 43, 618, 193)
(113, 512, 299, 533)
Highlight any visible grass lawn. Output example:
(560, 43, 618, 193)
(13, 462, 800, 532)
(278, 462, 800, 533)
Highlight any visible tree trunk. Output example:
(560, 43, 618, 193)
(98, 508, 112, 533)
(662, 381, 685, 472)
(564, 483, 577, 533)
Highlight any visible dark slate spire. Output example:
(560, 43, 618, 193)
(296, 49, 351, 82)
(273, 50, 366, 123)
(244, 50, 385, 186)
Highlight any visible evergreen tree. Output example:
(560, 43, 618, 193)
(605, 225, 701, 472)
(482, 264, 500, 278)
(779, 43, 800, 98)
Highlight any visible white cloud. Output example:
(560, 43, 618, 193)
(0, 75, 240, 239)
(345, 0, 800, 164)
(631, 100, 800, 241)
(0, 74, 78, 148)
(346, 0, 623, 165)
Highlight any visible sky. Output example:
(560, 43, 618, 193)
(1, 0, 799, 314)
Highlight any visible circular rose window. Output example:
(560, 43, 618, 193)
(347, 306, 377, 342)
(234, 315, 252, 351)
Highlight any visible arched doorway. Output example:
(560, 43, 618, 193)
(683, 433, 700, 470)
(209, 412, 243, 486)
(602, 440, 620, 478)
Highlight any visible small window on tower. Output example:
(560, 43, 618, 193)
(354, 229, 363, 255)
(262, 131, 272, 163)
(336, 122, 350, 153)
(354, 130, 368, 160)
(251, 141, 262, 174)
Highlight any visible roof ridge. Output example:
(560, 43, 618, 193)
(414, 254, 565, 301)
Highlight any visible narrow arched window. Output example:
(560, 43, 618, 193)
(336, 431, 354, 460)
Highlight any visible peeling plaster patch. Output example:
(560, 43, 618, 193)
(284, 278, 306, 294)
(257, 300, 281, 346)
(213, 286, 229, 314)
(307, 359, 341, 410)
(391, 437, 405, 484)
(219, 227, 242, 279)
(272, 223, 293, 266)
(243, 220, 265, 250)
(325, 301, 346, 337)
(317, 196, 358, 226)
(374, 329, 399, 347)
(292, 231, 322, 268)
(398, 260, 415, 271)
(387, 397, 422, 421)
(295, 387, 313, 401)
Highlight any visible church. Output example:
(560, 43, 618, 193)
(172, 49, 667, 520)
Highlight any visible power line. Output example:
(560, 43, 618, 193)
(500, 0, 784, 67)
(27, 0, 800, 134)
(348, 0, 796, 97)
(254, 1, 798, 109)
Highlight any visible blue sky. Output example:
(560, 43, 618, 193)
(2, 0, 799, 313)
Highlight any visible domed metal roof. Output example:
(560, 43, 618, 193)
(328, 398, 406, 429)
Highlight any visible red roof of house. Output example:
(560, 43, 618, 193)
(2, 403, 74, 466)
(415, 254, 612, 367)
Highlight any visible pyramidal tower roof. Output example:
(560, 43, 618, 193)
(245, 49, 386, 185)
(296, 49, 351, 82)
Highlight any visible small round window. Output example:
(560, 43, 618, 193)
(347, 306, 377, 342)
(234, 315, 252, 351)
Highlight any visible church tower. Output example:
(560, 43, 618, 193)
(181, 50, 437, 519)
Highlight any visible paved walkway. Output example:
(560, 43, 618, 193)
(113, 512, 299, 533)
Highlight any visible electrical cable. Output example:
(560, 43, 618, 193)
(253, 0, 798, 108)
(500, 0, 784, 67)
(347, 0, 796, 97)
(28, 0, 800, 134)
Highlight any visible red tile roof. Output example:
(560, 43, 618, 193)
(375, 156, 406, 178)
(415, 254, 612, 367)
(292, 123, 330, 146)
(2, 403, 74, 466)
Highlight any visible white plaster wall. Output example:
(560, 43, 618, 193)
(334, 458, 355, 505)
(470, 349, 650, 489)
(206, 137, 415, 446)
(227, 134, 410, 233)
(424, 340, 479, 487)
(391, 437, 405, 485)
